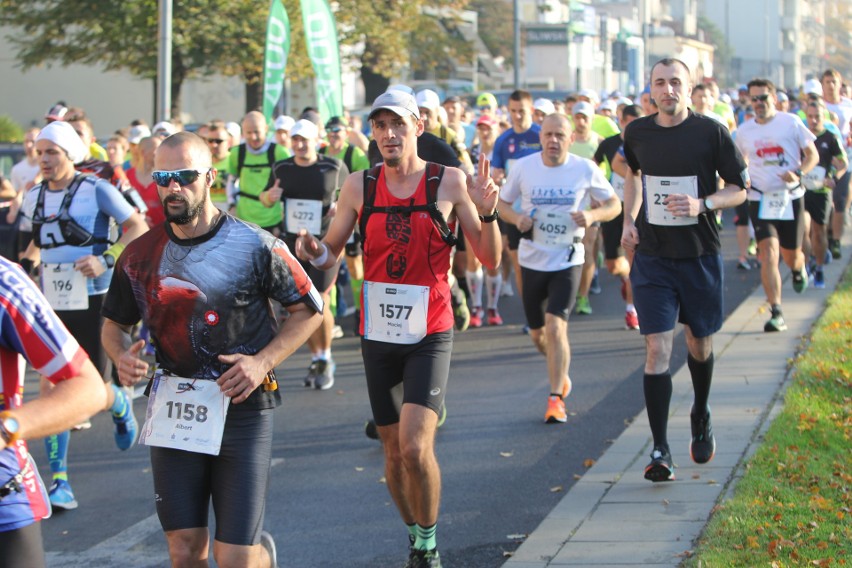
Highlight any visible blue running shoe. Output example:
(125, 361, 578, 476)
(49, 479, 78, 510)
(112, 387, 138, 451)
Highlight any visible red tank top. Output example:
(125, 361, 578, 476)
(360, 165, 455, 336)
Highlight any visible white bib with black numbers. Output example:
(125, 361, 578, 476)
(758, 189, 794, 220)
(802, 166, 827, 191)
(532, 210, 580, 248)
(41, 263, 88, 311)
(139, 373, 230, 456)
(363, 282, 429, 345)
(610, 172, 626, 201)
(285, 198, 323, 236)
(644, 175, 699, 227)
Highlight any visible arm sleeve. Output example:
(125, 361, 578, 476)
(95, 179, 135, 224)
(100, 255, 142, 327)
(588, 161, 616, 202)
(265, 238, 324, 314)
(500, 161, 522, 204)
(622, 124, 641, 174)
(490, 134, 507, 170)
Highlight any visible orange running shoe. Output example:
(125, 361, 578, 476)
(544, 396, 567, 424)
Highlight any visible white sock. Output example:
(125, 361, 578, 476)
(626, 303, 636, 313)
(466, 269, 484, 309)
(486, 273, 502, 309)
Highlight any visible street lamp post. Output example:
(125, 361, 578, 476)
(157, 0, 172, 122)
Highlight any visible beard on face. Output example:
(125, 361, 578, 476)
(385, 157, 402, 168)
(163, 194, 203, 225)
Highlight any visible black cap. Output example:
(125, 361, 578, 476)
(325, 116, 349, 129)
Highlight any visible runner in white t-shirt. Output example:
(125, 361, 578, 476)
(820, 69, 852, 260)
(497, 114, 620, 424)
(735, 79, 819, 333)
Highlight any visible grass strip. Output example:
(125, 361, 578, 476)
(687, 267, 852, 567)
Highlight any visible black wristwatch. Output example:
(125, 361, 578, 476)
(479, 209, 499, 223)
(102, 253, 116, 269)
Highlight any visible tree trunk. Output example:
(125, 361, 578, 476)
(245, 80, 262, 114)
(361, 64, 390, 103)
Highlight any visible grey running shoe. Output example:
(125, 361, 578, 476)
(764, 312, 787, 332)
(260, 530, 278, 568)
(792, 268, 808, 293)
(689, 407, 716, 464)
(644, 445, 675, 482)
(304, 361, 319, 387)
(313, 358, 335, 390)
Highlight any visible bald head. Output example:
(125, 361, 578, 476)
(139, 136, 161, 168)
(242, 111, 268, 150)
(539, 113, 573, 166)
(155, 132, 212, 171)
(542, 113, 572, 132)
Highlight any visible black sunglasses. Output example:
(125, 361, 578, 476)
(750, 94, 771, 103)
(206, 138, 226, 145)
(152, 169, 210, 187)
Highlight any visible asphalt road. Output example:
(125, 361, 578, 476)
(33, 213, 762, 567)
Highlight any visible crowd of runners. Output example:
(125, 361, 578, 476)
(0, 60, 850, 567)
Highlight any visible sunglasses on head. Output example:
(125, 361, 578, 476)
(327, 127, 344, 133)
(206, 138, 225, 145)
(152, 169, 210, 187)
(751, 94, 771, 103)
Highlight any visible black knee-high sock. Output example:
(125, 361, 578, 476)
(688, 353, 714, 415)
(644, 371, 672, 449)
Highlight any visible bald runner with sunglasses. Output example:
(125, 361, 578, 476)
(101, 132, 323, 567)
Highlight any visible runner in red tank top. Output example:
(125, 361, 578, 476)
(296, 89, 501, 568)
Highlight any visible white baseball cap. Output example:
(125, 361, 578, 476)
(533, 98, 556, 115)
(578, 88, 598, 102)
(274, 115, 295, 132)
(803, 79, 823, 97)
(599, 100, 617, 113)
(415, 89, 441, 112)
(127, 124, 151, 144)
(152, 121, 177, 137)
(289, 119, 319, 140)
(572, 101, 595, 118)
(369, 90, 421, 121)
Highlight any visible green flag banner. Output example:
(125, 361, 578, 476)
(300, 0, 343, 121)
(263, 0, 291, 122)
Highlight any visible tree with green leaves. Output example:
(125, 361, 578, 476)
(0, 0, 482, 115)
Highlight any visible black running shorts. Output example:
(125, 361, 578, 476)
(733, 201, 750, 227)
(805, 191, 833, 226)
(0, 523, 46, 568)
(520, 265, 583, 330)
(150, 408, 273, 546)
(748, 197, 805, 250)
(361, 331, 453, 426)
(600, 208, 626, 260)
(833, 171, 851, 212)
(630, 252, 723, 338)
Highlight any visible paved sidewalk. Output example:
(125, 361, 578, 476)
(504, 241, 851, 567)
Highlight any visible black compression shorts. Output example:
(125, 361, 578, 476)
(833, 171, 851, 212)
(150, 408, 273, 546)
(805, 191, 833, 226)
(0, 523, 46, 568)
(520, 265, 583, 329)
(733, 201, 750, 227)
(55, 293, 114, 381)
(748, 197, 805, 250)
(600, 208, 626, 260)
(361, 331, 453, 426)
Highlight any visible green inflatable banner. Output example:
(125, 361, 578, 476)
(300, 0, 344, 121)
(262, 0, 291, 122)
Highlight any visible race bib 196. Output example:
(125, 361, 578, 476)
(285, 198, 323, 236)
(758, 190, 794, 220)
(363, 282, 429, 344)
(139, 373, 230, 456)
(41, 263, 88, 311)
(644, 175, 699, 227)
